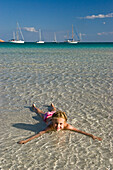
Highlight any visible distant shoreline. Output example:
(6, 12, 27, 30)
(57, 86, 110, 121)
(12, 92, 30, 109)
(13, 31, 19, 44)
(0, 41, 113, 44)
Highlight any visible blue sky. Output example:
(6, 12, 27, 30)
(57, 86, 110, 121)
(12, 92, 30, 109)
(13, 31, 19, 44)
(0, 0, 113, 42)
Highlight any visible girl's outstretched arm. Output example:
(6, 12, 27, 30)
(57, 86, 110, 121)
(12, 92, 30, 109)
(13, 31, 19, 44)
(66, 124, 102, 141)
(18, 128, 51, 144)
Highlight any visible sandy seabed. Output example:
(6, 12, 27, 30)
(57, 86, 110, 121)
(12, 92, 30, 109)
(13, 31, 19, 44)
(0, 46, 113, 170)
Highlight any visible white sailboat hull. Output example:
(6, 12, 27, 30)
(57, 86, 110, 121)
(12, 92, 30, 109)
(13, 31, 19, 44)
(36, 41, 44, 43)
(68, 40, 78, 44)
(10, 40, 24, 43)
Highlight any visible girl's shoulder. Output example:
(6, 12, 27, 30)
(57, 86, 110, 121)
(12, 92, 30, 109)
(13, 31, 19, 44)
(64, 123, 74, 130)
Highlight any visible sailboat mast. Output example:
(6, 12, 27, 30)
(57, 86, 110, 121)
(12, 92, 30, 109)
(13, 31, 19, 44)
(17, 22, 19, 41)
(79, 33, 82, 41)
(54, 32, 57, 42)
(39, 29, 41, 41)
(17, 22, 24, 40)
(72, 24, 74, 40)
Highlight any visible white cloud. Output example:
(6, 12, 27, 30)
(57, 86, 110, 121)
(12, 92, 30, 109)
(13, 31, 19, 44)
(97, 32, 113, 36)
(23, 27, 38, 32)
(79, 13, 113, 19)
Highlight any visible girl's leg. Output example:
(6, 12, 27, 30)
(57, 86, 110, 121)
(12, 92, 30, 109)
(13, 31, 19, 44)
(50, 103, 56, 111)
(32, 104, 45, 119)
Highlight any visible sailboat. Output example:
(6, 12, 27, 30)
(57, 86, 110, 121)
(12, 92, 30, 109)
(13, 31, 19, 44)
(36, 29, 44, 43)
(9, 22, 24, 43)
(53, 32, 57, 43)
(67, 25, 79, 44)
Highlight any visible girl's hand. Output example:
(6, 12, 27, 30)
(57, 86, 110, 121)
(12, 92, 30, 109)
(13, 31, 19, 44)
(18, 140, 26, 144)
(92, 135, 102, 141)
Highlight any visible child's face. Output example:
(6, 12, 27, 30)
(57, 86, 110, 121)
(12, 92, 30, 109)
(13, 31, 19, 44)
(52, 118, 66, 131)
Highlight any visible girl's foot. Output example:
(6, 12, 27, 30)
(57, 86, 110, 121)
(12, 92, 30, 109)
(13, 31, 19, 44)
(32, 103, 36, 111)
(51, 103, 54, 107)
(50, 103, 56, 111)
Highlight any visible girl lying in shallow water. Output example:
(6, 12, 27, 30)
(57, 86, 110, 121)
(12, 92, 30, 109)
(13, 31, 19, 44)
(18, 103, 102, 144)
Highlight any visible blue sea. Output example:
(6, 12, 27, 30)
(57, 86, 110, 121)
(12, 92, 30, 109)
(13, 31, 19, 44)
(0, 42, 113, 170)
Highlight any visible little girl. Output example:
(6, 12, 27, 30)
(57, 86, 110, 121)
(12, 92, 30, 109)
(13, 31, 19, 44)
(18, 103, 102, 144)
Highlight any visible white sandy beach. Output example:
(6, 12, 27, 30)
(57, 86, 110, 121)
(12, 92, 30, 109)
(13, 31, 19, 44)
(0, 45, 113, 169)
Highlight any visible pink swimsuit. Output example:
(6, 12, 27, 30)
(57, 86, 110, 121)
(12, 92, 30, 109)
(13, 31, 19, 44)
(44, 111, 56, 122)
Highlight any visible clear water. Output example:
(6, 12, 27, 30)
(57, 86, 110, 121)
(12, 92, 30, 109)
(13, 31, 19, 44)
(0, 42, 113, 170)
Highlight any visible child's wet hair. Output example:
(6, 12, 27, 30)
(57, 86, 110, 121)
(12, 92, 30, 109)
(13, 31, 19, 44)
(52, 110, 67, 122)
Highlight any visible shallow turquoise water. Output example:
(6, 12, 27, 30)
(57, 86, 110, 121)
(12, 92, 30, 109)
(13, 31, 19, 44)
(0, 42, 113, 49)
(0, 43, 113, 169)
